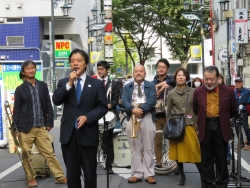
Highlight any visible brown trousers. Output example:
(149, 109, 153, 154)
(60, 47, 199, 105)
(154, 117, 166, 164)
(20, 126, 65, 180)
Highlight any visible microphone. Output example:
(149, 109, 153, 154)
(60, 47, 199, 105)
(73, 68, 78, 84)
(239, 104, 243, 115)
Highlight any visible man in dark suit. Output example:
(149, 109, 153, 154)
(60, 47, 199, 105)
(193, 66, 237, 188)
(13, 60, 67, 187)
(53, 49, 108, 188)
(97, 60, 120, 174)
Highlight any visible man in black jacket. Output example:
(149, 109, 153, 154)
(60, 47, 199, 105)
(152, 58, 176, 169)
(97, 60, 120, 174)
(13, 60, 67, 187)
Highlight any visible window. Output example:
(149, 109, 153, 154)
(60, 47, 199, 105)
(187, 64, 198, 74)
(6, 36, 24, 46)
(6, 17, 23, 23)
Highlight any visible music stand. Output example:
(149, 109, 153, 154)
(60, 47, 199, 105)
(103, 115, 110, 188)
(102, 76, 110, 188)
(230, 105, 250, 188)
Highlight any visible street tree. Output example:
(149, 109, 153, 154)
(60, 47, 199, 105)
(150, 0, 211, 68)
(113, 0, 159, 66)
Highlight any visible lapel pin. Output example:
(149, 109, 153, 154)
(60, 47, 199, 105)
(88, 85, 91, 87)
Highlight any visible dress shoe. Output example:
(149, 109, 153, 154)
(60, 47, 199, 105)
(55, 177, 67, 184)
(244, 139, 248, 144)
(128, 176, 142, 183)
(244, 145, 250, 150)
(108, 168, 114, 174)
(155, 164, 162, 168)
(178, 175, 186, 186)
(27, 179, 37, 187)
(146, 176, 156, 184)
(235, 144, 244, 149)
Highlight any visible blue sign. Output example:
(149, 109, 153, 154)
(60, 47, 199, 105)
(0, 86, 3, 140)
(2, 63, 42, 72)
(116, 68, 121, 73)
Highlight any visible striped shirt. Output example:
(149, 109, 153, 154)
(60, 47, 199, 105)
(26, 81, 44, 127)
(132, 81, 146, 104)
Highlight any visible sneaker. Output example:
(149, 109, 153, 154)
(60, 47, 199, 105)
(27, 179, 37, 187)
(244, 145, 250, 150)
(55, 177, 67, 184)
(235, 144, 244, 149)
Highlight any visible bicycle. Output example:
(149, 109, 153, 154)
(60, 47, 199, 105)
(154, 130, 178, 175)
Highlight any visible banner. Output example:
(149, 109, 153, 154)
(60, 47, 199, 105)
(105, 35, 113, 45)
(235, 9, 248, 44)
(190, 45, 202, 61)
(90, 52, 101, 64)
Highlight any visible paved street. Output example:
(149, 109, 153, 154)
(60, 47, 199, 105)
(1, 118, 250, 188)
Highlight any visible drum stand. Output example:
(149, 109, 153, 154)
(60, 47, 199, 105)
(103, 115, 110, 188)
(229, 106, 250, 188)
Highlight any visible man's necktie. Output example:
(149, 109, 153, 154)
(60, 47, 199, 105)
(75, 78, 82, 129)
(138, 83, 142, 98)
(103, 79, 106, 87)
(76, 78, 82, 102)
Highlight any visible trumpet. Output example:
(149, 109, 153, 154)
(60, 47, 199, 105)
(131, 103, 142, 138)
(4, 101, 33, 176)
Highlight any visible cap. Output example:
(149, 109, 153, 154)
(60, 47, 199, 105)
(235, 77, 243, 82)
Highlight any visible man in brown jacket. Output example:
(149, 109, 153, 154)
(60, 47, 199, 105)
(193, 66, 237, 188)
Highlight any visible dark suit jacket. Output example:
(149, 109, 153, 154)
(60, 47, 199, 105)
(193, 84, 237, 142)
(105, 79, 120, 120)
(53, 75, 108, 146)
(13, 80, 54, 133)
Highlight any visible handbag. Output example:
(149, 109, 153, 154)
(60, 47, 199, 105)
(163, 89, 190, 140)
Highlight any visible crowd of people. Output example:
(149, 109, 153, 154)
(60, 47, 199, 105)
(12, 49, 250, 188)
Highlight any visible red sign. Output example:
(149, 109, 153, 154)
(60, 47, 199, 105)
(105, 22, 113, 32)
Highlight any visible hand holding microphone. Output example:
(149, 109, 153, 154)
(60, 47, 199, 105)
(68, 68, 78, 86)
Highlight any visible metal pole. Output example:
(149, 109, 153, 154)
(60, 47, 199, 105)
(51, 0, 57, 120)
(87, 16, 91, 75)
(125, 36, 128, 75)
(226, 17, 231, 85)
(201, 8, 205, 77)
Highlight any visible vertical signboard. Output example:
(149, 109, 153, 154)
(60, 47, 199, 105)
(55, 40, 71, 58)
(0, 83, 3, 141)
(104, 0, 113, 65)
(235, 9, 248, 44)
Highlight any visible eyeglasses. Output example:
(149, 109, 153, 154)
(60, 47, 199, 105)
(157, 66, 168, 69)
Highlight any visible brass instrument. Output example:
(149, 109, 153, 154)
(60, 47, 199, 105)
(4, 100, 33, 176)
(131, 103, 142, 138)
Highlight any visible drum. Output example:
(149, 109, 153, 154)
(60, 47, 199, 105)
(98, 111, 116, 133)
(113, 135, 131, 167)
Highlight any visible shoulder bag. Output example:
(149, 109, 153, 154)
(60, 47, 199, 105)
(163, 89, 190, 140)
